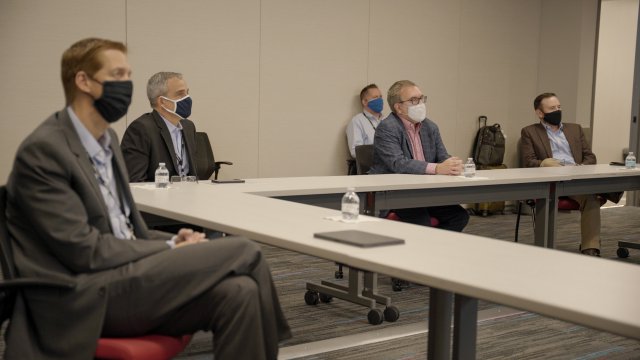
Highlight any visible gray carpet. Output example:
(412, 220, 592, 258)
(177, 204, 640, 359)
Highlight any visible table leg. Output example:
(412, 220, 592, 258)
(427, 287, 453, 360)
(452, 294, 478, 360)
(534, 183, 554, 248)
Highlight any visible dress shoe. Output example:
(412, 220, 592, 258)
(581, 248, 601, 257)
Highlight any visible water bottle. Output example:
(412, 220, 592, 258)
(341, 187, 360, 222)
(464, 158, 476, 178)
(154, 163, 169, 188)
(625, 152, 636, 169)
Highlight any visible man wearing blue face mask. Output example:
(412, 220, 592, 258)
(346, 84, 385, 160)
(122, 72, 198, 182)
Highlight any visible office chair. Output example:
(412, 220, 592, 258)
(344, 145, 437, 291)
(0, 186, 192, 360)
(513, 138, 605, 243)
(194, 132, 233, 180)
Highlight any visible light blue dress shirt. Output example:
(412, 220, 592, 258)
(542, 121, 576, 165)
(346, 110, 383, 158)
(161, 116, 190, 176)
(68, 107, 134, 240)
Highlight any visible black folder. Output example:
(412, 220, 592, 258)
(314, 230, 405, 248)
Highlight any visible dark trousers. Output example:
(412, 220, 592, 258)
(393, 205, 469, 232)
(101, 237, 291, 360)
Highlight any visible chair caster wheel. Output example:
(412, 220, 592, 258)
(334, 270, 343, 279)
(367, 308, 384, 325)
(304, 290, 319, 305)
(617, 247, 630, 258)
(384, 305, 400, 322)
(391, 278, 408, 292)
(319, 293, 333, 303)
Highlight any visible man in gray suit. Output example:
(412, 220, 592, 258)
(5, 38, 290, 359)
(122, 72, 199, 182)
(369, 80, 469, 232)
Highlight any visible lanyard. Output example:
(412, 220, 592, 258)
(174, 130, 187, 177)
(363, 112, 378, 131)
(89, 157, 136, 240)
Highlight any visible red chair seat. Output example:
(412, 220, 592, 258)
(95, 334, 192, 360)
(557, 196, 607, 211)
(386, 211, 439, 227)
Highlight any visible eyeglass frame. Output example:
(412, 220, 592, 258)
(399, 95, 427, 106)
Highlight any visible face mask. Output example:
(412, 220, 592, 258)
(161, 95, 192, 119)
(543, 110, 562, 126)
(407, 103, 426, 123)
(367, 97, 384, 114)
(92, 80, 133, 123)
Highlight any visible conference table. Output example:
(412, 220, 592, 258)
(130, 164, 640, 359)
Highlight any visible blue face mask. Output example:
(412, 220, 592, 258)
(367, 97, 384, 114)
(161, 95, 192, 119)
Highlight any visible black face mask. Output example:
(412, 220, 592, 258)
(543, 110, 562, 126)
(92, 80, 133, 123)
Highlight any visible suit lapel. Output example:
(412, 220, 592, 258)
(563, 125, 581, 162)
(58, 109, 110, 216)
(391, 114, 413, 159)
(534, 124, 553, 159)
(152, 111, 180, 173)
(180, 120, 197, 176)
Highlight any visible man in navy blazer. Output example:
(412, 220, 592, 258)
(369, 80, 469, 232)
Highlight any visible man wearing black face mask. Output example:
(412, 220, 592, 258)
(4, 38, 290, 359)
(521, 92, 607, 256)
(121, 72, 199, 182)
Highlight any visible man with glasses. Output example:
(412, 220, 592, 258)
(122, 72, 199, 182)
(369, 80, 469, 232)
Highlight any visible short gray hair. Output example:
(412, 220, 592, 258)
(387, 80, 416, 113)
(146, 72, 183, 108)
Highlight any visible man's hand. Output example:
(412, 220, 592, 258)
(540, 158, 562, 167)
(436, 157, 463, 176)
(174, 228, 207, 248)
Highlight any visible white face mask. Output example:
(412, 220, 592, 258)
(407, 103, 426, 123)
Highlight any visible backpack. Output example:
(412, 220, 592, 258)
(473, 116, 505, 166)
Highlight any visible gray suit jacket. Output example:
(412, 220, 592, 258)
(520, 122, 596, 167)
(369, 113, 450, 174)
(5, 109, 172, 359)
(121, 110, 198, 182)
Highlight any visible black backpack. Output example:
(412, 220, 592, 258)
(473, 116, 505, 166)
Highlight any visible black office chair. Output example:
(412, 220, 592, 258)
(194, 132, 233, 180)
(0, 186, 192, 359)
(347, 145, 437, 291)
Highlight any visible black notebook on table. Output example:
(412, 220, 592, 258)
(314, 230, 405, 248)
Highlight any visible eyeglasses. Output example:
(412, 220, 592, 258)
(399, 95, 427, 105)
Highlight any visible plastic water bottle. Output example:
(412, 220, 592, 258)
(154, 163, 169, 188)
(464, 158, 476, 178)
(341, 187, 360, 222)
(625, 152, 636, 169)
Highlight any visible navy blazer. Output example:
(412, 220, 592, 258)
(369, 113, 450, 174)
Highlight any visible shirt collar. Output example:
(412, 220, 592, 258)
(363, 109, 383, 121)
(541, 120, 563, 132)
(67, 106, 111, 159)
(160, 114, 183, 133)
(398, 113, 421, 132)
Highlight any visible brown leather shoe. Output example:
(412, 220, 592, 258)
(581, 248, 601, 257)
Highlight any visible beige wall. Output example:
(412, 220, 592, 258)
(0, 0, 601, 183)
(593, 0, 639, 163)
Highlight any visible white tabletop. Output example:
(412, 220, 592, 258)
(132, 178, 640, 340)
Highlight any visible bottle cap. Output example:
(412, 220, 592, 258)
(159, 162, 165, 165)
